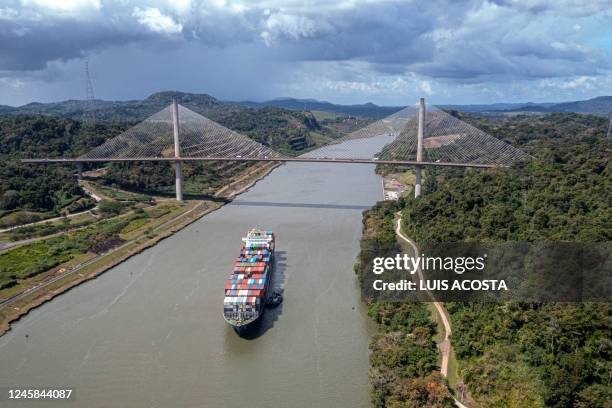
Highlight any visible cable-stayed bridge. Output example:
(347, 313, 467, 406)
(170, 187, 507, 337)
(22, 99, 531, 200)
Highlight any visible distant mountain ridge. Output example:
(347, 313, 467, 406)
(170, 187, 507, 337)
(236, 95, 612, 117)
(1, 92, 610, 120)
(441, 96, 612, 116)
(230, 97, 404, 118)
(0, 91, 232, 122)
(528, 96, 612, 116)
(0, 91, 339, 157)
(437, 102, 557, 113)
(1, 92, 402, 120)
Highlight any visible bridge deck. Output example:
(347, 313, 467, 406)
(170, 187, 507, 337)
(21, 157, 499, 168)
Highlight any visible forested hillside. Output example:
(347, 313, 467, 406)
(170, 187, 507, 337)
(402, 113, 610, 242)
(0, 94, 338, 223)
(355, 201, 455, 407)
(354, 112, 610, 407)
(4, 92, 611, 118)
(233, 97, 404, 118)
(0, 116, 126, 223)
(500, 95, 612, 116)
(101, 104, 334, 193)
(441, 95, 612, 116)
(1, 91, 374, 128)
(1, 91, 230, 121)
(397, 113, 611, 407)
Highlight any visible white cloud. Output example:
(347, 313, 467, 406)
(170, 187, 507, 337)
(419, 80, 433, 95)
(165, 0, 192, 15)
(497, 0, 612, 17)
(260, 12, 333, 46)
(12, 27, 31, 37)
(279, 61, 441, 103)
(132, 7, 183, 34)
(20, 0, 101, 15)
(0, 8, 19, 20)
(0, 77, 25, 88)
(539, 75, 598, 90)
(2, 0, 611, 105)
(391, 77, 408, 93)
(561, 76, 594, 89)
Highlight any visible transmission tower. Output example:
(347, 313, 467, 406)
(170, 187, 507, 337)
(85, 60, 95, 101)
(84, 60, 96, 122)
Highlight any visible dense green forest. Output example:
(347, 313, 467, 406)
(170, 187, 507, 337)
(0, 116, 126, 219)
(394, 113, 610, 407)
(101, 107, 329, 193)
(101, 161, 255, 195)
(215, 106, 325, 151)
(448, 302, 610, 407)
(402, 113, 610, 242)
(355, 112, 610, 407)
(354, 200, 454, 407)
(0, 97, 334, 219)
(369, 301, 454, 408)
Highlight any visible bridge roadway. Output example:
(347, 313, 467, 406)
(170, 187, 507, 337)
(21, 157, 499, 169)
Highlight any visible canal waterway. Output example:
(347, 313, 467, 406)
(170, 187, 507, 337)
(0, 136, 393, 407)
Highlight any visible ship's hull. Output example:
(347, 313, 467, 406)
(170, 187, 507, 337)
(230, 306, 266, 334)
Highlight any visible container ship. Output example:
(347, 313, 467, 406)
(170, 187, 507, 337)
(223, 229, 275, 332)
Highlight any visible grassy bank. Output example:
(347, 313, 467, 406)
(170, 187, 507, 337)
(0, 162, 277, 337)
(0, 200, 211, 335)
(0, 212, 98, 242)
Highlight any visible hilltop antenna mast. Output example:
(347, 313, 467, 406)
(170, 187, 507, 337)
(85, 60, 95, 101)
(84, 60, 96, 122)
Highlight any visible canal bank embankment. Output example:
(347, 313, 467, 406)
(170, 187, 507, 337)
(0, 162, 278, 337)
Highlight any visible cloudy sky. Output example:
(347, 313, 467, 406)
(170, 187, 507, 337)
(0, 0, 611, 106)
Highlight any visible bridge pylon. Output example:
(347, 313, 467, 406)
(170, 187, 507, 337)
(414, 98, 425, 198)
(171, 99, 183, 201)
(21, 96, 533, 202)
